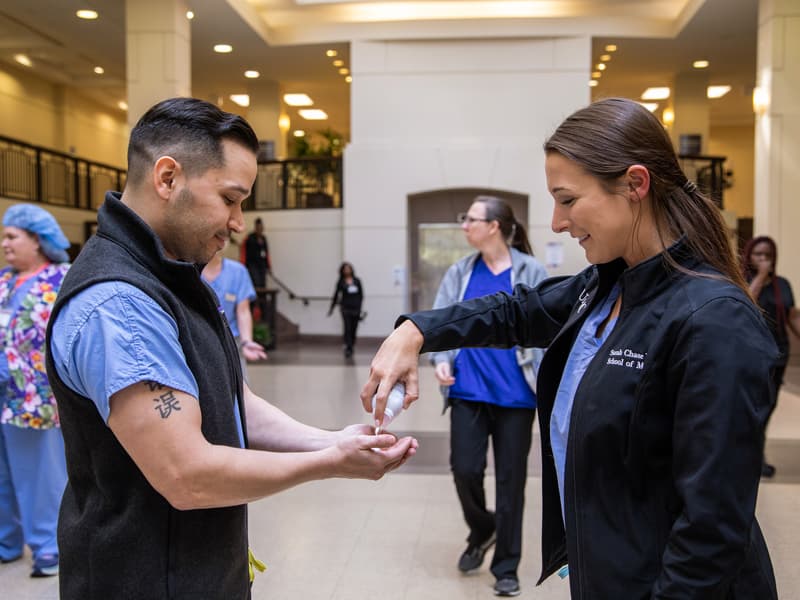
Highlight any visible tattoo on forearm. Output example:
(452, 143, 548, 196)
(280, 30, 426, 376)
(144, 380, 164, 392)
(149, 386, 181, 419)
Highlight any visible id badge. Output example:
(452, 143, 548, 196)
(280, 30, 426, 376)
(0, 309, 12, 328)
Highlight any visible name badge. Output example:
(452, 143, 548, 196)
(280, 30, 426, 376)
(225, 293, 237, 303)
(0, 309, 12, 328)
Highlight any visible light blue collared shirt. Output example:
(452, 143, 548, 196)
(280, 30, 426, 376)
(50, 281, 244, 447)
(550, 284, 621, 521)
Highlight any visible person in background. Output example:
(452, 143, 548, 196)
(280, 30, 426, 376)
(0, 203, 70, 578)
(363, 97, 778, 599)
(328, 262, 364, 358)
(46, 97, 417, 600)
(243, 217, 270, 289)
(202, 246, 267, 369)
(742, 235, 800, 478)
(431, 196, 546, 597)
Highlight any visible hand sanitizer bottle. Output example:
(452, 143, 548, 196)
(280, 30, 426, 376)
(371, 382, 405, 433)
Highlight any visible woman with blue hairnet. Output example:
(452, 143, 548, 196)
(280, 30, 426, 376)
(0, 203, 70, 577)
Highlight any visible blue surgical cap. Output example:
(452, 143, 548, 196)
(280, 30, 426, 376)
(3, 203, 70, 263)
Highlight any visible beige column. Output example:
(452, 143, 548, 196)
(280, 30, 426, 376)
(670, 70, 710, 154)
(247, 80, 285, 159)
(754, 0, 800, 286)
(125, 0, 191, 127)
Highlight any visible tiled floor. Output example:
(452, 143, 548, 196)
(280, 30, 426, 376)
(3, 341, 799, 599)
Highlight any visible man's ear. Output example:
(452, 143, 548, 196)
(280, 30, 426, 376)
(152, 156, 180, 200)
(626, 164, 651, 202)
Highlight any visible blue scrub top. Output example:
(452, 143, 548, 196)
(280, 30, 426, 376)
(202, 259, 256, 339)
(551, 284, 620, 520)
(448, 257, 536, 409)
(50, 281, 245, 447)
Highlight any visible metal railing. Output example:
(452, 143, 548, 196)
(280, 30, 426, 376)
(0, 135, 343, 213)
(0, 135, 126, 210)
(248, 156, 343, 211)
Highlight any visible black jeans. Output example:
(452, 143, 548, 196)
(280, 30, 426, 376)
(449, 398, 535, 580)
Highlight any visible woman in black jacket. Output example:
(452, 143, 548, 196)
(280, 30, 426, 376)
(362, 98, 778, 599)
(328, 262, 364, 358)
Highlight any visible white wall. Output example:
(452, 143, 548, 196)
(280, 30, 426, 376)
(343, 37, 591, 337)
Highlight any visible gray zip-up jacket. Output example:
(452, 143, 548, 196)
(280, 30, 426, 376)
(430, 246, 547, 407)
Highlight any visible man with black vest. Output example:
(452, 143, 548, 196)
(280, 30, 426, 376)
(45, 97, 418, 600)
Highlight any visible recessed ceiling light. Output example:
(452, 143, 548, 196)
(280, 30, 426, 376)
(94, 66, 104, 74)
(338, 68, 349, 75)
(693, 60, 709, 69)
(707, 85, 731, 99)
(596, 63, 606, 71)
(591, 71, 601, 79)
(662, 108, 675, 125)
(186, 10, 194, 20)
(13, 54, 32, 67)
(326, 50, 338, 57)
(345, 76, 352, 83)
(283, 93, 313, 106)
(605, 44, 617, 52)
(214, 44, 233, 53)
(588, 80, 598, 87)
(244, 70, 260, 79)
(299, 109, 328, 120)
(76, 9, 98, 20)
(293, 130, 305, 137)
(600, 54, 611, 62)
(279, 115, 291, 130)
(118, 101, 128, 111)
(639, 102, 659, 112)
(229, 94, 250, 107)
(641, 87, 670, 100)
(332, 59, 344, 67)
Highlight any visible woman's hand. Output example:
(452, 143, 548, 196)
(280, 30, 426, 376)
(434, 362, 455, 386)
(241, 340, 267, 362)
(360, 320, 424, 427)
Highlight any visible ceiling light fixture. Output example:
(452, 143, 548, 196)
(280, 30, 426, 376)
(186, 11, 194, 20)
(707, 85, 731, 99)
(338, 68, 349, 75)
(229, 94, 250, 107)
(662, 108, 675, 126)
(639, 102, 659, 112)
(94, 66, 104, 74)
(693, 60, 709, 69)
(588, 80, 598, 87)
(596, 64, 606, 71)
(641, 87, 670, 100)
(279, 115, 291, 130)
(326, 50, 338, 57)
(605, 44, 617, 52)
(293, 130, 305, 137)
(76, 9, 98, 20)
(214, 44, 233, 53)
(600, 54, 611, 62)
(283, 93, 313, 106)
(591, 71, 601, 79)
(299, 109, 328, 120)
(244, 70, 260, 79)
(345, 76, 352, 83)
(13, 54, 32, 67)
(118, 101, 128, 111)
(332, 59, 344, 67)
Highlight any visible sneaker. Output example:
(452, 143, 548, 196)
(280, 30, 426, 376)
(457, 531, 496, 573)
(494, 577, 521, 597)
(1, 554, 22, 564)
(30, 554, 58, 578)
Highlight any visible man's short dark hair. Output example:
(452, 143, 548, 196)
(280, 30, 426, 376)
(126, 97, 260, 186)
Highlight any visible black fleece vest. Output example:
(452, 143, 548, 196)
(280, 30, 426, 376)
(46, 192, 250, 600)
